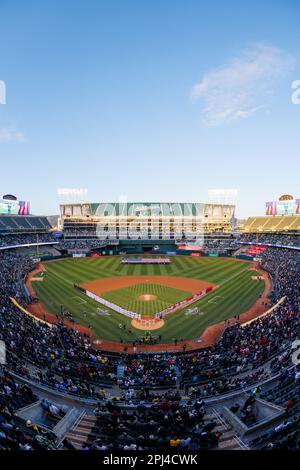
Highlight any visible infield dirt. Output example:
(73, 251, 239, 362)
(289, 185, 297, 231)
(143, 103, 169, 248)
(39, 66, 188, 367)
(25, 260, 272, 353)
(80, 275, 215, 296)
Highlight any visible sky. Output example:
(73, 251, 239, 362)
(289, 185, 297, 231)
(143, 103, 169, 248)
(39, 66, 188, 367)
(0, 0, 299, 218)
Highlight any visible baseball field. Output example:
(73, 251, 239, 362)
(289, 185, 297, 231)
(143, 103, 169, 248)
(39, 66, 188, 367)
(30, 255, 266, 344)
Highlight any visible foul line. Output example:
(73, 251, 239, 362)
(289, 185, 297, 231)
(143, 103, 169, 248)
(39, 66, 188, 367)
(72, 296, 87, 304)
(208, 295, 224, 305)
(10, 297, 52, 327)
(218, 265, 251, 287)
(242, 296, 286, 327)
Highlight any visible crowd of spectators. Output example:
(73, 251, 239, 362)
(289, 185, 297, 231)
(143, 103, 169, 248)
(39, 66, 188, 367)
(240, 233, 300, 248)
(0, 252, 35, 302)
(260, 248, 300, 311)
(201, 237, 240, 253)
(0, 252, 118, 398)
(178, 310, 297, 397)
(0, 233, 54, 249)
(63, 228, 99, 237)
(0, 367, 57, 450)
(85, 398, 223, 450)
(120, 355, 178, 388)
(0, 245, 299, 399)
(57, 239, 107, 251)
(0, 236, 299, 451)
(252, 366, 300, 449)
(176, 247, 299, 396)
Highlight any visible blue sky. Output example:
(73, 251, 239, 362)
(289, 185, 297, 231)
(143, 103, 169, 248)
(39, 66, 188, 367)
(0, 0, 299, 217)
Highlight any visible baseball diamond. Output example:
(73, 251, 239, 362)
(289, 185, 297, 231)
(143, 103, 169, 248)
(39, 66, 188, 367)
(28, 255, 267, 345)
(1, 3, 300, 456)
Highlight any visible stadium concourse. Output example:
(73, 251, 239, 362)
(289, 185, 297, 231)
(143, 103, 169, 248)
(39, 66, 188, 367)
(0, 215, 299, 451)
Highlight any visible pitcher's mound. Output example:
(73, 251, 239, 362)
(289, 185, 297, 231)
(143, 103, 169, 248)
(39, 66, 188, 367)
(138, 294, 157, 301)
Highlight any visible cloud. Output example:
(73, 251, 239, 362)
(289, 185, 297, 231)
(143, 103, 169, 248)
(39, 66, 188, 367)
(191, 43, 294, 126)
(0, 128, 25, 143)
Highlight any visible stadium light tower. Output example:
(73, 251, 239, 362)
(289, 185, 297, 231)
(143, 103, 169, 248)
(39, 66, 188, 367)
(208, 189, 238, 206)
(57, 188, 88, 205)
(0, 80, 6, 105)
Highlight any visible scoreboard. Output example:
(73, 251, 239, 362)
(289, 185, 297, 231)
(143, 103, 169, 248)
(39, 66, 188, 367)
(266, 195, 300, 216)
(0, 197, 30, 215)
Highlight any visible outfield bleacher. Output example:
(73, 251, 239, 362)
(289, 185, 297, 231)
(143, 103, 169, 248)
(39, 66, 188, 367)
(0, 215, 51, 232)
(244, 215, 300, 233)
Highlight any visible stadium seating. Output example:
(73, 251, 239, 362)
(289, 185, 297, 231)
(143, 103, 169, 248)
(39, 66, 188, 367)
(244, 216, 300, 232)
(0, 233, 299, 450)
(240, 233, 300, 247)
(0, 215, 51, 232)
(0, 233, 55, 248)
(65, 400, 241, 450)
(0, 367, 58, 450)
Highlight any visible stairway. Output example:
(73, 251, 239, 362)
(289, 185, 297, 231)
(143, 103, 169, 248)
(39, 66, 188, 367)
(210, 408, 248, 450)
(64, 413, 97, 449)
(64, 408, 247, 450)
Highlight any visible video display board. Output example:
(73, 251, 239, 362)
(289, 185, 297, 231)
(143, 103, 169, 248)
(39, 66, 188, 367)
(266, 199, 300, 216)
(0, 198, 30, 215)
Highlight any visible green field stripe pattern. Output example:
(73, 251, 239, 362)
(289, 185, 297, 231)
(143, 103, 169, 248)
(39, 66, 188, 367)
(101, 283, 192, 316)
(32, 256, 266, 343)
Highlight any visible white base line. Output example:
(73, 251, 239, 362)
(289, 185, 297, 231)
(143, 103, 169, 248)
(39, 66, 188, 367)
(72, 296, 87, 304)
(208, 295, 224, 305)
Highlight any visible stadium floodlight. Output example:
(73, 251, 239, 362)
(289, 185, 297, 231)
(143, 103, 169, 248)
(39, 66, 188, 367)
(0, 80, 6, 105)
(208, 189, 238, 205)
(57, 188, 88, 204)
(0, 340, 6, 364)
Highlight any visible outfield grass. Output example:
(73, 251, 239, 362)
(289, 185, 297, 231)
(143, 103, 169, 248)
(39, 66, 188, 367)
(32, 256, 265, 343)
